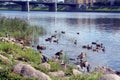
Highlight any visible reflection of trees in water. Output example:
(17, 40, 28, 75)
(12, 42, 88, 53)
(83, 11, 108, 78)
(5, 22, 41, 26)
(65, 18, 120, 32)
(94, 18, 120, 32)
(65, 18, 94, 27)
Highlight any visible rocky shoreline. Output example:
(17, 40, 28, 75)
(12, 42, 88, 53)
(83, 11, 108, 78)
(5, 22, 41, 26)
(0, 36, 120, 80)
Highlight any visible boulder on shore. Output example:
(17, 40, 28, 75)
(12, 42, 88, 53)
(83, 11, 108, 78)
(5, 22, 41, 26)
(99, 74, 120, 80)
(40, 62, 51, 70)
(94, 66, 115, 74)
(49, 71, 65, 77)
(13, 62, 51, 80)
(72, 69, 82, 76)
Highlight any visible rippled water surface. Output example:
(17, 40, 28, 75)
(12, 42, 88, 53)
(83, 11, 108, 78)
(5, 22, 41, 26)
(1, 11, 120, 71)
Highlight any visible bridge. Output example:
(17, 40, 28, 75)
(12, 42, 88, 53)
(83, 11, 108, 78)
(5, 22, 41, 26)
(0, 1, 80, 12)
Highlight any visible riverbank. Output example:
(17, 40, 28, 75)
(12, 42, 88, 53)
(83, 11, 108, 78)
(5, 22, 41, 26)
(78, 10, 120, 13)
(0, 8, 120, 13)
(0, 16, 120, 80)
(0, 36, 120, 80)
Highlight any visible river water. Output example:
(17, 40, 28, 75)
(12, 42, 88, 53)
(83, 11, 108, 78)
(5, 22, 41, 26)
(0, 11, 120, 71)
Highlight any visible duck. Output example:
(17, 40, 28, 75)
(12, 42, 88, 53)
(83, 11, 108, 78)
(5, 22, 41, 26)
(82, 45, 87, 48)
(92, 42, 97, 45)
(74, 40, 77, 45)
(77, 32, 80, 35)
(61, 31, 65, 34)
(37, 45, 46, 50)
(53, 39, 59, 44)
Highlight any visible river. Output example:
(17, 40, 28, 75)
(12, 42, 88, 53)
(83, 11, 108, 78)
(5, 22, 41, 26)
(0, 11, 120, 71)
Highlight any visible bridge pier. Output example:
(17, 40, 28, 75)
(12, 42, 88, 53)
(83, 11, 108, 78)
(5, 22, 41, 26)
(48, 4, 56, 11)
(21, 2, 29, 11)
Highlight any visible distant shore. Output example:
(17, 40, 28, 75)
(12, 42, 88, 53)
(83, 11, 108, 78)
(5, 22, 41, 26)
(0, 9, 120, 13)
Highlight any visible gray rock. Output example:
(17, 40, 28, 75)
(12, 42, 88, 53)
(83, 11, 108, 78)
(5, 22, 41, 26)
(40, 62, 51, 70)
(13, 62, 25, 74)
(49, 71, 65, 77)
(99, 74, 120, 80)
(94, 66, 115, 74)
(13, 63, 51, 80)
(72, 69, 82, 76)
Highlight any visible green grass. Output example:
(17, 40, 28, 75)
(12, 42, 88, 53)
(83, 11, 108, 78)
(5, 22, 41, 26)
(88, 7, 120, 11)
(50, 72, 102, 80)
(0, 7, 8, 10)
(0, 17, 46, 46)
(0, 41, 42, 80)
(0, 16, 45, 79)
(0, 16, 103, 80)
(0, 69, 37, 80)
(69, 73, 102, 80)
(0, 42, 42, 64)
(49, 61, 61, 72)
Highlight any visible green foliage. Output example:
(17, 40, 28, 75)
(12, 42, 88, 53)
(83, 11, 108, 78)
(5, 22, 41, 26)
(69, 73, 102, 80)
(63, 53, 69, 64)
(0, 16, 45, 80)
(0, 17, 45, 46)
(0, 41, 42, 80)
(33, 64, 49, 74)
(0, 42, 14, 54)
(50, 75, 69, 80)
(64, 66, 75, 76)
(0, 57, 9, 65)
(88, 7, 120, 11)
(0, 42, 42, 65)
(49, 61, 61, 72)
(0, 69, 37, 80)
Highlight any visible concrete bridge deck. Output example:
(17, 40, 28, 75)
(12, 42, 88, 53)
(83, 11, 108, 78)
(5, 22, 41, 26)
(0, 1, 80, 11)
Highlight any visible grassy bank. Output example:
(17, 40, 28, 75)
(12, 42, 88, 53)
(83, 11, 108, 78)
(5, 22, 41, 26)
(0, 41, 42, 80)
(0, 41, 102, 80)
(0, 17, 46, 46)
(0, 17, 103, 80)
(0, 16, 44, 79)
